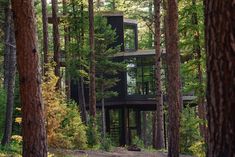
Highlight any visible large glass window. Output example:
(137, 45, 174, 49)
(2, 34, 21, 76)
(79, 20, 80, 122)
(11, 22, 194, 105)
(126, 56, 155, 96)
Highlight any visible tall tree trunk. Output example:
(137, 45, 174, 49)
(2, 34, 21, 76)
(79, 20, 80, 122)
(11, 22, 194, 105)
(1, 6, 16, 146)
(62, 0, 71, 99)
(153, 0, 164, 149)
(191, 0, 207, 143)
(11, 0, 48, 156)
(163, 0, 169, 149)
(41, 0, 49, 73)
(205, 0, 235, 156)
(166, 0, 181, 156)
(3, 4, 11, 89)
(78, 77, 87, 123)
(148, 0, 153, 49)
(51, 0, 61, 88)
(78, 2, 87, 124)
(101, 83, 106, 138)
(88, 0, 96, 117)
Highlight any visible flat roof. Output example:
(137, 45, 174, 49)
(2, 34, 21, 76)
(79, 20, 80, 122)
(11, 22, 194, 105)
(124, 19, 138, 25)
(114, 49, 166, 57)
(100, 11, 123, 17)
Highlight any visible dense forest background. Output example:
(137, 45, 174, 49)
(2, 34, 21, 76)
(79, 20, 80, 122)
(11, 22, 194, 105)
(0, 0, 234, 157)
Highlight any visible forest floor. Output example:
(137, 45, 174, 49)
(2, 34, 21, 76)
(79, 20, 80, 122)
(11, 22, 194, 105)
(50, 147, 192, 157)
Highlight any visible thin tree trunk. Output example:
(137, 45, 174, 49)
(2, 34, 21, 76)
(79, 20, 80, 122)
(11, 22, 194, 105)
(11, 0, 48, 156)
(166, 0, 181, 156)
(78, 78, 87, 124)
(191, 0, 207, 143)
(153, 0, 164, 149)
(62, 0, 71, 99)
(80, 2, 87, 124)
(124, 107, 129, 145)
(205, 0, 235, 156)
(101, 84, 106, 138)
(1, 6, 16, 146)
(3, 5, 11, 89)
(51, 0, 61, 88)
(163, 0, 169, 149)
(41, 0, 49, 73)
(88, 0, 96, 117)
(148, 0, 153, 49)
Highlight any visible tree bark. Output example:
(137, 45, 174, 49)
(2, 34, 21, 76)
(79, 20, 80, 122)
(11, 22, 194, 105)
(153, 0, 164, 149)
(205, 0, 235, 156)
(88, 0, 96, 117)
(163, 0, 169, 149)
(78, 77, 87, 124)
(101, 84, 106, 138)
(3, 4, 11, 89)
(62, 0, 71, 99)
(191, 0, 207, 143)
(11, 0, 48, 156)
(78, 2, 87, 124)
(51, 0, 61, 88)
(1, 5, 16, 146)
(41, 0, 49, 72)
(166, 0, 181, 156)
(148, 0, 153, 49)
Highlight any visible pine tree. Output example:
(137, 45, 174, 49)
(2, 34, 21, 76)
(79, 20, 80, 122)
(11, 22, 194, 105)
(41, 0, 49, 73)
(1, 2, 16, 146)
(11, 0, 48, 156)
(95, 16, 124, 137)
(88, 0, 96, 118)
(205, 0, 235, 156)
(51, 0, 61, 88)
(153, 0, 164, 149)
(166, 0, 181, 156)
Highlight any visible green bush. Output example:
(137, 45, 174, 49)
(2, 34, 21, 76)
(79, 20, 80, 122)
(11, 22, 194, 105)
(180, 106, 205, 156)
(87, 117, 99, 148)
(0, 140, 22, 157)
(132, 136, 145, 148)
(61, 102, 87, 149)
(43, 64, 87, 149)
(189, 140, 206, 157)
(100, 136, 113, 151)
(0, 87, 6, 137)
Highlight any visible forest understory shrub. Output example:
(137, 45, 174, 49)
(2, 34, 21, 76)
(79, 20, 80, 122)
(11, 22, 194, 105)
(180, 106, 205, 157)
(86, 117, 99, 148)
(99, 135, 113, 152)
(0, 87, 6, 138)
(43, 63, 87, 149)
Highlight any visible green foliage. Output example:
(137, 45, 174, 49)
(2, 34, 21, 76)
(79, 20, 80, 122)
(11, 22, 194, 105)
(0, 139, 22, 157)
(179, 0, 206, 98)
(0, 87, 6, 138)
(99, 136, 113, 152)
(61, 101, 87, 149)
(43, 63, 87, 149)
(86, 118, 99, 148)
(180, 106, 205, 156)
(132, 136, 145, 148)
(94, 15, 125, 101)
(189, 140, 206, 157)
(65, 0, 89, 82)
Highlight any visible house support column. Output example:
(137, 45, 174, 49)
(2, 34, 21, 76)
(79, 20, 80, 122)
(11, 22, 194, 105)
(136, 110, 141, 138)
(124, 107, 129, 145)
